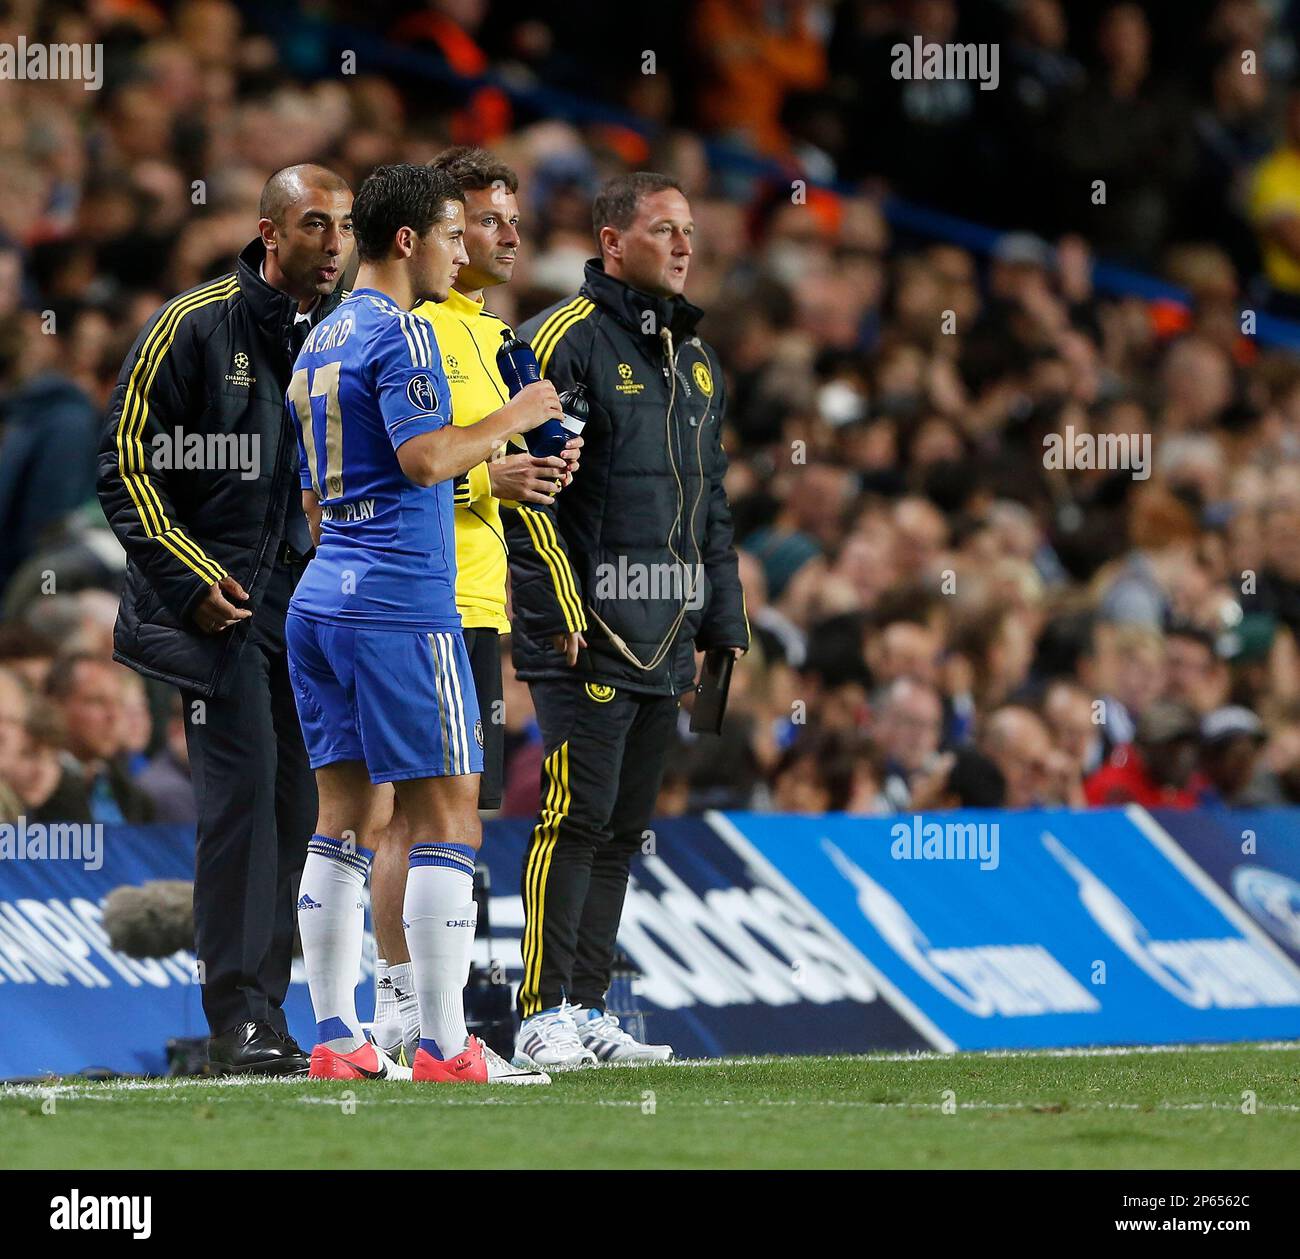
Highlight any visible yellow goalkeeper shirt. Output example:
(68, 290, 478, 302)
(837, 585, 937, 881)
(412, 287, 511, 632)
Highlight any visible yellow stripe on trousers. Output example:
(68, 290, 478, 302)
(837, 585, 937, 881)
(521, 740, 569, 1016)
(521, 744, 561, 1015)
(520, 747, 559, 1015)
(520, 743, 556, 1019)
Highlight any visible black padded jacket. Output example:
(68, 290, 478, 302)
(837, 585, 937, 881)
(506, 260, 749, 697)
(97, 240, 342, 698)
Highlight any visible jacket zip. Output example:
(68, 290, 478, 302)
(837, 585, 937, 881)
(243, 332, 294, 609)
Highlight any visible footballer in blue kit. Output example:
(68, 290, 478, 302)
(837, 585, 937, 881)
(286, 283, 481, 782)
(283, 163, 562, 1086)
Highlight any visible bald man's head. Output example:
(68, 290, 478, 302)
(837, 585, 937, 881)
(980, 705, 1052, 807)
(982, 705, 1045, 752)
(258, 164, 354, 308)
(259, 164, 346, 225)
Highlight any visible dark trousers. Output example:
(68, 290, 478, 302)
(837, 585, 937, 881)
(183, 559, 316, 1036)
(517, 677, 678, 1018)
(463, 627, 504, 810)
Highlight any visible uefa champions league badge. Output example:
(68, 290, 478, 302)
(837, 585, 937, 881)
(407, 374, 438, 413)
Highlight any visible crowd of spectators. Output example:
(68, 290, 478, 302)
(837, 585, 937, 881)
(5, 0, 1300, 822)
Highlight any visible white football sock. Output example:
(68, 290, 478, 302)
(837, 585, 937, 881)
(404, 844, 477, 1059)
(298, 835, 372, 1053)
(372, 958, 403, 1051)
(388, 961, 422, 1048)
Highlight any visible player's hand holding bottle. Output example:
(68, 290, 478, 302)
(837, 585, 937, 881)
(503, 380, 563, 435)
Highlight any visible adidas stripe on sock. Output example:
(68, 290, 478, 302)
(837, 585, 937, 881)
(389, 961, 422, 1049)
(372, 959, 402, 1051)
(299, 833, 373, 1053)
(372, 959, 419, 1052)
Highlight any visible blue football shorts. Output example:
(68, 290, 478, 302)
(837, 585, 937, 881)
(286, 614, 484, 784)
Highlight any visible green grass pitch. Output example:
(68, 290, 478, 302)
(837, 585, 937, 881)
(3, 1043, 1299, 1170)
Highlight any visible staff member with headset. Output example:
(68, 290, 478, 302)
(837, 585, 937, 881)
(507, 172, 749, 1069)
(97, 165, 354, 1074)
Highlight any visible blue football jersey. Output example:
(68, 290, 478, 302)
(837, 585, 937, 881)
(286, 287, 460, 631)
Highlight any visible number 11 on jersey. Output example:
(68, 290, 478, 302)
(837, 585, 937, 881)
(289, 360, 345, 500)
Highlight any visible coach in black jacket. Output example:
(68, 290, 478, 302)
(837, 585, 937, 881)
(97, 165, 353, 1073)
(506, 173, 749, 1050)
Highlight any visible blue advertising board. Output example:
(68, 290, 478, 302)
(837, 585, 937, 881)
(722, 806, 1300, 1050)
(0, 824, 257, 1078)
(0, 815, 934, 1078)
(483, 818, 932, 1058)
(1154, 808, 1300, 967)
(6, 806, 1300, 1076)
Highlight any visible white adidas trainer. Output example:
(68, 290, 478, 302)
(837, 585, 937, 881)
(512, 1001, 598, 1070)
(571, 1006, 673, 1063)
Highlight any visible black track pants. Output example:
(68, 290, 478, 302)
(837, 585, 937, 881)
(516, 677, 678, 1018)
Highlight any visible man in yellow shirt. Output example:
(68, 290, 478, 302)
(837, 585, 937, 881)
(368, 147, 582, 1063)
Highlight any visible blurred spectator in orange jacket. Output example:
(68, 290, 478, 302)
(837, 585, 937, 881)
(694, 0, 827, 155)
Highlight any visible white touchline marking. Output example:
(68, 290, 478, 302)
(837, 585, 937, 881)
(175, 1095, 1300, 1113)
(7, 1035, 1300, 1097)
(839, 1040, 1300, 1063)
(5, 1042, 1299, 1101)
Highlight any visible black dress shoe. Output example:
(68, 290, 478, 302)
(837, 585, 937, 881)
(276, 1029, 308, 1057)
(207, 1021, 310, 1076)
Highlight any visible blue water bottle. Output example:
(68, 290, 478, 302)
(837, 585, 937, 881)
(496, 327, 540, 396)
(497, 328, 587, 458)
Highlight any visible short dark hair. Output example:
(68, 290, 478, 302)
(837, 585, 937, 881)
(258, 164, 351, 226)
(352, 164, 464, 263)
(429, 146, 519, 194)
(0, 621, 57, 664)
(772, 731, 856, 812)
(592, 171, 683, 243)
(947, 747, 1007, 808)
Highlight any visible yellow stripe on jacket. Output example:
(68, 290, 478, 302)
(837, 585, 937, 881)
(115, 276, 238, 585)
